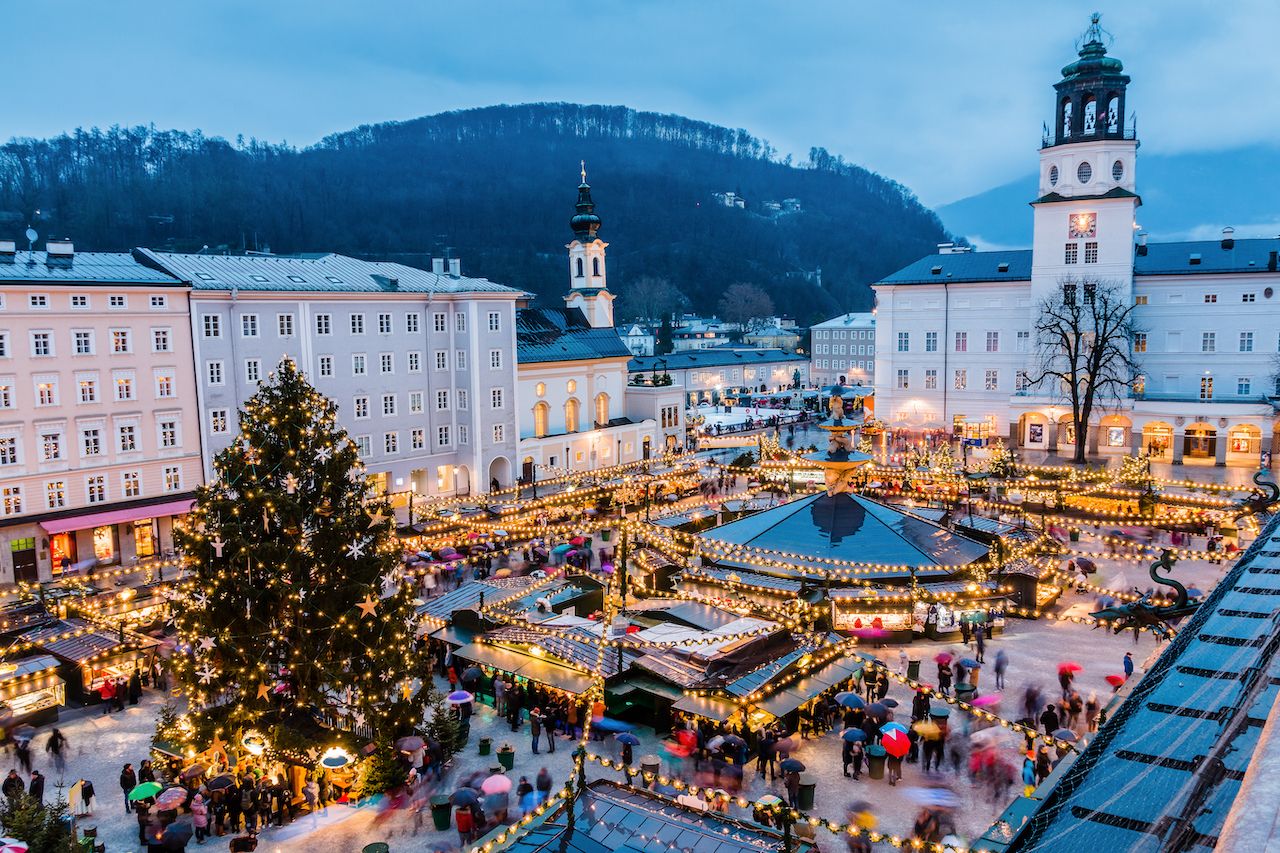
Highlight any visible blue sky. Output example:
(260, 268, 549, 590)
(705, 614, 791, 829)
(8, 0, 1277, 205)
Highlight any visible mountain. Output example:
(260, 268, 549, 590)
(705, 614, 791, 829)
(0, 103, 952, 323)
(937, 144, 1280, 250)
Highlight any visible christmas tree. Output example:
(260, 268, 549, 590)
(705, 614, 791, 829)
(172, 358, 426, 748)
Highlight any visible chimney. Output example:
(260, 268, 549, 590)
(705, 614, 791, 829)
(46, 239, 74, 258)
(1268, 250, 1277, 272)
(431, 258, 445, 275)
(1221, 226, 1235, 250)
(0, 241, 14, 257)
(1136, 231, 1148, 256)
(448, 258, 461, 278)
(936, 242, 954, 254)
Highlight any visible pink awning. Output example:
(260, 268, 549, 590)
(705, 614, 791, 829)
(40, 498, 194, 536)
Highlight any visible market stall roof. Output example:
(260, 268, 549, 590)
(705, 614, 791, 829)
(452, 642, 593, 695)
(417, 578, 536, 622)
(19, 618, 158, 664)
(758, 656, 864, 718)
(671, 693, 739, 723)
(0, 654, 61, 691)
(426, 625, 475, 647)
(680, 566, 806, 594)
(1003, 511, 1280, 852)
(484, 625, 639, 678)
(828, 579, 1006, 602)
(620, 600, 746, 631)
(611, 675, 686, 702)
(700, 492, 987, 580)
(491, 778, 813, 853)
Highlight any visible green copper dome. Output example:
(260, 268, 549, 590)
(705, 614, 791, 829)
(570, 179, 602, 242)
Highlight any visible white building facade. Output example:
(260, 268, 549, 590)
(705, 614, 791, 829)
(873, 18, 1280, 466)
(810, 312, 875, 388)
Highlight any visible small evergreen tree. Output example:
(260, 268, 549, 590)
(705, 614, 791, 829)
(423, 695, 464, 759)
(171, 359, 427, 747)
(356, 740, 408, 799)
(1, 794, 79, 852)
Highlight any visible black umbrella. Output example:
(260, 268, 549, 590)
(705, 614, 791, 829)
(722, 734, 746, 751)
(779, 758, 806, 773)
(462, 666, 483, 683)
(450, 788, 480, 806)
(161, 821, 194, 850)
(867, 702, 888, 719)
(206, 774, 235, 791)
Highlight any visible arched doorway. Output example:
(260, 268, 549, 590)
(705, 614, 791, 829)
(642, 436, 651, 460)
(488, 456, 511, 491)
(521, 456, 535, 484)
(1058, 414, 1077, 453)
(455, 465, 471, 496)
(1141, 422, 1173, 459)
(1099, 415, 1132, 453)
(1184, 423, 1217, 460)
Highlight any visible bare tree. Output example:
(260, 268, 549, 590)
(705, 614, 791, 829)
(717, 282, 775, 334)
(1026, 278, 1141, 464)
(614, 275, 688, 323)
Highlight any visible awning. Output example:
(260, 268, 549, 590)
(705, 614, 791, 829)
(672, 694, 739, 723)
(614, 675, 686, 702)
(40, 498, 194, 535)
(452, 642, 593, 695)
(429, 626, 476, 648)
(756, 688, 809, 719)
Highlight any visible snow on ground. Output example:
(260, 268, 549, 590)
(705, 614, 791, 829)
(694, 405, 804, 430)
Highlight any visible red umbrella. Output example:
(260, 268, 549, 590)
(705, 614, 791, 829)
(1105, 674, 1126, 687)
(570, 536, 586, 546)
(1058, 662, 1083, 675)
(882, 728, 910, 758)
(934, 653, 953, 664)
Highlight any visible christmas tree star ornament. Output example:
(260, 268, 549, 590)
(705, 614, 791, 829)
(346, 539, 367, 559)
(257, 683, 272, 701)
(356, 595, 379, 618)
(197, 636, 216, 652)
(315, 446, 332, 463)
(366, 509, 388, 529)
(197, 664, 217, 684)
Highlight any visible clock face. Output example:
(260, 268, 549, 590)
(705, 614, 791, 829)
(1069, 212, 1097, 239)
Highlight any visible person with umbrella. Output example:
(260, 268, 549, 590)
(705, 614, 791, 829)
(937, 660, 953, 697)
(616, 733, 639, 767)
(756, 728, 778, 782)
(1058, 665, 1075, 699)
(780, 759, 803, 808)
(120, 763, 138, 814)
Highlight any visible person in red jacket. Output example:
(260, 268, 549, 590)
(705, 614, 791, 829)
(99, 679, 115, 716)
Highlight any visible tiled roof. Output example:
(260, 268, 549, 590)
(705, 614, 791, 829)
(629, 349, 807, 372)
(876, 250, 1034, 286)
(516, 307, 633, 363)
(134, 249, 521, 294)
(0, 251, 181, 284)
(1134, 238, 1280, 276)
(1004, 512, 1280, 852)
(485, 625, 638, 678)
(811, 312, 876, 330)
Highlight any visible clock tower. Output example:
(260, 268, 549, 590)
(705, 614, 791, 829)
(564, 164, 616, 329)
(1029, 14, 1139, 309)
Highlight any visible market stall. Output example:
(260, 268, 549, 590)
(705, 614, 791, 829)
(20, 618, 159, 703)
(0, 655, 65, 726)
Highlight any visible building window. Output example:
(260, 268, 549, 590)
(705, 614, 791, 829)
(456, 313, 467, 333)
(241, 314, 259, 337)
(71, 294, 88, 309)
(488, 312, 501, 332)
(437, 426, 450, 447)
(1, 485, 20, 515)
(1238, 377, 1252, 396)
(318, 355, 334, 377)
(407, 352, 421, 372)
(1064, 243, 1078, 264)
(896, 332, 909, 352)
(1200, 376, 1214, 400)
(0, 437, 14, 466)
(28, 294, 48, 309)
(426, 312, 444, 334)
(159, 420, 178, 448)
(985, 331, 999, 352)
(111, 329, 131, 353)
(411, 428, 425, 450)
(150, 295, 167, 309)
(1015, 370, 1030, 392)
(409, 392, 423, 413)
(87, 475, 106, 504)
(315, 314, 332, 335)
(122, 472, 140, 498)
(0, 381, 14, 409)
(46, 481, 66, 509)
(36, 380, 56, 406)
(1083, 242, 1098, 263)
(152, 328, 171, 352)
(436, 390, 449, 410)
(1135, 295, 1148, 305)
(355, 435, 371, 456)
(350, 314, 365, 335)
(491, 389, 504, 409)
(164, 466, 182, 492)
(277, 313, 294, 336)
(31, 332, 52, 357)
(240, 359, 258, 383)
(108, 295, 127, 309)
(954, 369, 967, 390)
(487, 349, 502, 369)
(435, 351, 447, 370)
(203, 315, 221, 337)
(382, 394, 397, 416)
(118, 425, 137, 452)
(492, 424, 504, 444)
(41, 431, 62, 461)
(459, 425, 469, 445)
(207, 361, 224, 385)
(455, 350, 467, 370)
(79, 377, 97, 403)
(895, 369, 909, 390)
(564, 398, 580, 433)
(378, 313, 393, 334)
(352, 354, 366, 376)
(984, 369, 998, 390)
(380, 353, 393, 374)
(353, 396, 369, 419)
(1204, 293, 1218, 304)
(384, 432, 398, 454)
(924, 369, 937, 390)
(74, 330, 94, 355)
(81, 428, 102, 457)
(210, 409, 229, 434)
(156, 372, 174, 398)
(1242, 293, 1256, 303)
(0, 332, 6, 358)
(1201, 332, 1215, 353)
(457, 389, 468, 409)
(406, 313, 420, 333)
(954, 331, 967, 352)
(1240, 332, 1254, 352)
(1133, 332, 1147, 353)
(924, 331, 937, 352)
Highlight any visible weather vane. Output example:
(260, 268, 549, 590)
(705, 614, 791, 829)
(580, 160, 587, 183)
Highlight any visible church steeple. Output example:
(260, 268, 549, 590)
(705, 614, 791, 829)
(1047, 13, 1132, 147)
(565, 164, 615, 329)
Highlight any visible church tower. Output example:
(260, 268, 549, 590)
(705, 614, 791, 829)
(564, 164, 616, 329)
(1029, 14, 1139, 307)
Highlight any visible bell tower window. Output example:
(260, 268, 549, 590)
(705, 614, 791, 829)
(575, 257, 584, 278)
(1048, 165, 1059, 186)
(592, 257, 600, 277)
(1107, 96, 1120, 133)
(1061, 100, 1073, 138)
(1076, 162, 1092, 184)
(1083, 96, 1097, 135)
(1111, 159, 1124, 182)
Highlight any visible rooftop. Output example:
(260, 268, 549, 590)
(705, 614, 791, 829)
(0, 251, 181, 285)
(517, 307, 634, 364)
(811, 311, 876, 330)
(629, 349, 807, 372)
(134, 249, 521, 294)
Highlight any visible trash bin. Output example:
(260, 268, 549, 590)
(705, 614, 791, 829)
(866, 744, 887, 780)
(640, 755, 661, 784)
(797, 774, 817, 811)
(1069, 528, 1080, 542)
(907, 659, 921, 681)
(429, 795, 452, 831)
(478, 737, 492, 756)
(363, 844, 391, 853)
(955, 682, 976, 703)
(497, 744, 516, 770)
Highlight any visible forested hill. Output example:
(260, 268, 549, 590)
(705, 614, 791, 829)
(0, 103, 951, 321)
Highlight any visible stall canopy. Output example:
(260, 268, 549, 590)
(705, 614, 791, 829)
(0, 655, 62, 702)
(20, 618, 158, 664)
(451, 642, 593, 695)
(672, 693, 739, 723)
(755, 657, 863, 719)
(39, 498, 193, 535)
(483, 625, 639, 678)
